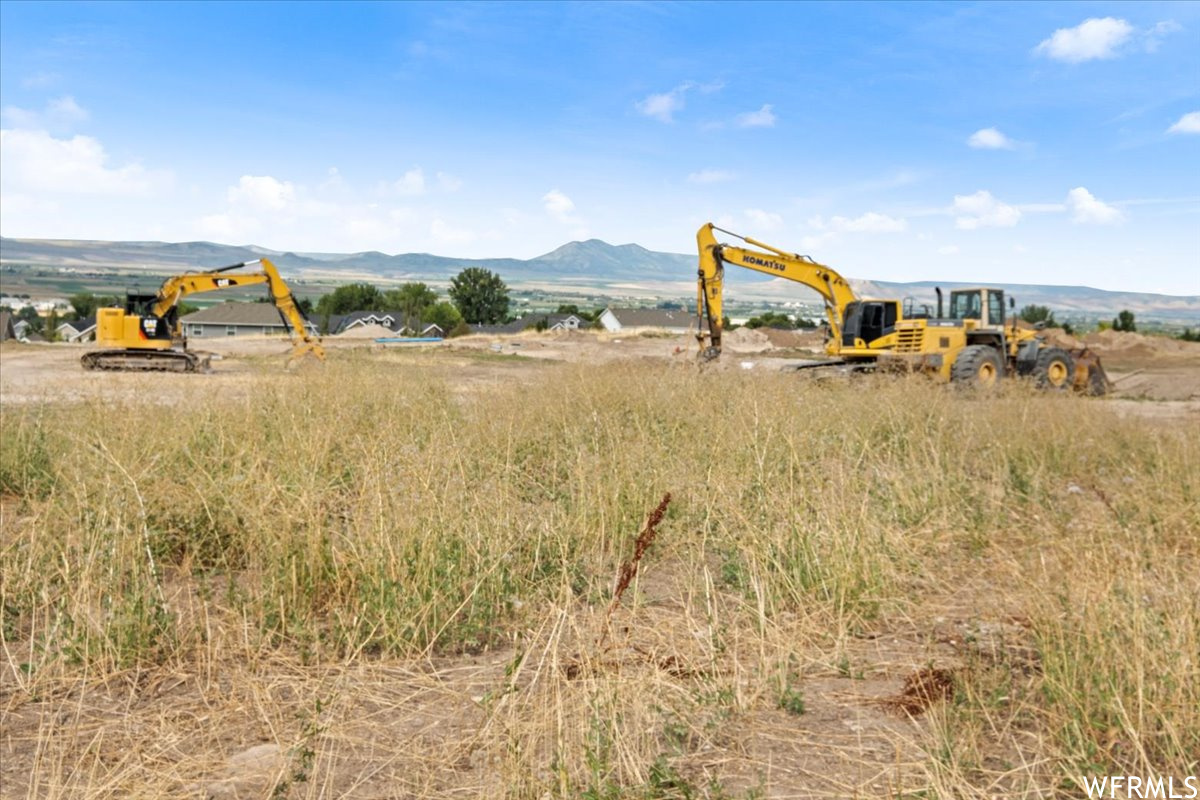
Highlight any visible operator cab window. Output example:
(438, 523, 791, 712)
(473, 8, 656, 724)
(950, 291, 982, 321)
(987, 291, 1005, 327)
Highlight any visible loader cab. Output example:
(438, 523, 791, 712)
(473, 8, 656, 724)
(841, 299, 899, 347)
(948, 288, 1005, 329)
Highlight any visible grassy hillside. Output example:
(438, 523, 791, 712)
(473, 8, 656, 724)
(1, 356, 1196, 797)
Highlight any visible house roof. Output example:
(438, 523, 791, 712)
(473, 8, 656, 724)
(180, 302, 316, 328)
(469, 319, 529, 335)
(334, 310, 402, 334)
(57, 315, 96, 333)
(605, 307, 695, 328)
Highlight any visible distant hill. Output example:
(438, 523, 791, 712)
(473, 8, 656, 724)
(2, 236, 1196, 321)
(0, 236, 692, 282)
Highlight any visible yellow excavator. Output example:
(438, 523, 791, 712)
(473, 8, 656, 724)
(695, 222, 916, 365)
(81, 258, 325, 372)
(694, 222, 1108, 393)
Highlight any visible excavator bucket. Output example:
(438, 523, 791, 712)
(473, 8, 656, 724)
(1069, 347, 1109, 396)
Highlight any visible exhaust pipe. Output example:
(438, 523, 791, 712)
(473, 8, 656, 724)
(935, 286, 943, 318)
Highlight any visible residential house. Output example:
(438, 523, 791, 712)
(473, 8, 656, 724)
(468, 313, 584, 336)
(598, 307, 696, 334)
(331, 311, 445, 337)
(179, 303, 319, 339)
(56, 316, 97, 343)
(12, 319, 33, 340)
(332, 311, 401, 334)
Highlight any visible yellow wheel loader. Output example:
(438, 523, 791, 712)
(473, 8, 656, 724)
(81, 258, 325, 372)
(879, 287, 1108, 394)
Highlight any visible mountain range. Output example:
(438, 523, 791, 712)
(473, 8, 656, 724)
(2, 236, 1196, 322)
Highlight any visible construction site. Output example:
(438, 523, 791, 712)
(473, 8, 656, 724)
(2, 304, 1198, 798)
(2, 2, 1198, 796)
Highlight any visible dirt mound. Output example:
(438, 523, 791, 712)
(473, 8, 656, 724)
(723, 326, 772, 353)
(760, 328, 804, 348)
(1083, 330, 1197, 357)
(337, 323, 397, 339)
(1039, 328, 1084, 349)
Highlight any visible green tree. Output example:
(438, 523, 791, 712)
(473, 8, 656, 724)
(384, 283, 438, 333)
(449, 268, 509, 324)
(745, 311, 794, 329)
(1019, 304, 1057, 327)
(1112, 310, 1136, 332)
(69, 292, 120, 320)
(423, 301, 463, 333)
(315, 283, 385, 317)
(16, 306, 43, 333)
(1178, 328, 1200, 343)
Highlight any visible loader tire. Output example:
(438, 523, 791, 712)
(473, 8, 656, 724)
(951, 345, 1003, 389)
(1033, 347, 1074, 391)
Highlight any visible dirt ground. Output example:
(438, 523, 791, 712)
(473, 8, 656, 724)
(3, 327, 1197, 414)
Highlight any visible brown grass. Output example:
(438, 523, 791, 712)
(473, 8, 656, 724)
(1, 353, 1197, 798)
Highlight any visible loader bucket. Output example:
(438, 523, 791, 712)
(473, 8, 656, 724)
(1069, 347, 1109, 396)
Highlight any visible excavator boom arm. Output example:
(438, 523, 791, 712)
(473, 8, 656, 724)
(150, 258, 324, 361)
(697, 222, 856, 355)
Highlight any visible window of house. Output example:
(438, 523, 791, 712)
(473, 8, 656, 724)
(193, 325, 204, 337)
(226, 326, 237, 336)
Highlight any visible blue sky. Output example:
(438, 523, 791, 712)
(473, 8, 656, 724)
(1, 1, 1197, 293)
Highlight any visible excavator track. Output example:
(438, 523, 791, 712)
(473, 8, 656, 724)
(81, 349, 212, 373)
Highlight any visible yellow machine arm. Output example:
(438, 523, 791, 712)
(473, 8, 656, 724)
(696, 222, 857, 358)
(154, 258, 325, 363)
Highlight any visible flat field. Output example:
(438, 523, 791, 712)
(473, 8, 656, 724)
(2, 331, 1198, 799)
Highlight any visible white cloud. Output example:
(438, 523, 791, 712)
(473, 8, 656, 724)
(198, 212, 259, 241)
(937, 245, 960, 255)
(0, 128, 167, 196)
(1167, 111, 1200, 135)
(46, 96, 88, 123)
(803, 211, 907, 247)
(382, 167, 426, 196)
(543, 189, 579, 224)
(227, 175, 295, 211)
(3, 95, 90, 130)
(967, 127, 1016, 150)
(1035, 17, 1133, 62)
(436, 171, 463, 192)
(825, 212, 907, 234)
(744, 209, 783, 230)
(1144, 20, 1182, 52)
(635, 80, 722, 123)
(1066, 187, 1124, 225)
(952, 190, 1021, 229)
(636, 84, 690, 123)
(430, 218, 476, 244)
(687, 169, 735, 184)
(735, 104, 776, 128)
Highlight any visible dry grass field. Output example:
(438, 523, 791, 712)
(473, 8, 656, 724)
(1, 333, 1198, 798)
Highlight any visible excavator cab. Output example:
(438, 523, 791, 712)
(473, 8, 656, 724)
(123, 292, 175, 342)
(841, 300, 898, 348)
